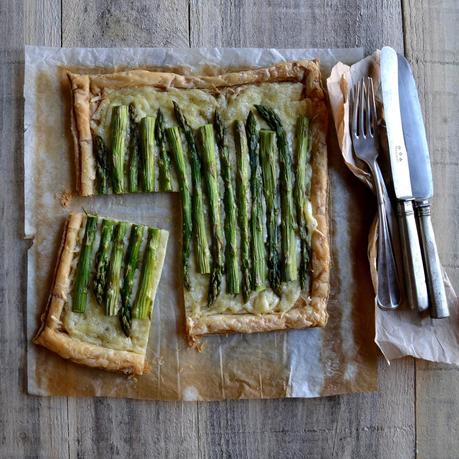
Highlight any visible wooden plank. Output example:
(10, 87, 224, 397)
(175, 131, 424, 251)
(67, 399, 199, 458)
(1, 1, 67, 458)
(190, 1, 415, 458)
(60, 2, 199, 458)
(24, 0, 61, 46)
(402, 1, 459, 458)
(197, 358, 415, 459)
(189, 0, 404, 52)
(62, 0, 189, 47)
(416, 361, 459, 459)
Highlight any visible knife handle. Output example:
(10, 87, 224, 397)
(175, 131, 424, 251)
(397, 200, 429, 312)
(415, 201, 449, 318)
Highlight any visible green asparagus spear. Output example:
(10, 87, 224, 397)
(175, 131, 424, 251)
(94, 135, 109, 194)
(246, 111, 266, 291)
(155, 108, 173, 191)
(165, 126, 192, 289)
(214, 112, 239, 295)
(295, 117, 312, 290)
(119, 224, 145, 336)
(132, 228, 161, 320)
(259, 130, 282, 295)
(173, 102, 211, 275)
(234, 120, 251, 301)
(198, 124, 224, 305)
(140, 116, 155, 192)
(105, 221, 128, 316)
(128, 104, 140, 193)
(72, 215, 97, 313)
(255, 105, 297, 282)
(93, 218, 115, 306)
(110, 105, 128, 194)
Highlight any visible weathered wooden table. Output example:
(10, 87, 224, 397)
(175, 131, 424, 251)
(1, 1, 457, 457)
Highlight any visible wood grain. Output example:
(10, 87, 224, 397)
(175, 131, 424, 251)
(67, 399, 199, 458)
(403, 1, 459, 458)
(190, 0, 404, 52)
(1, 1, 68, 458)
(24, 0, 61, 46)
(62, 0, 189, 47)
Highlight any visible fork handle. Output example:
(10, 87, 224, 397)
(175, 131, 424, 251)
(375, 165, 406, 297)
(397, 200, 429, 312)
(370, 163, 400, 309)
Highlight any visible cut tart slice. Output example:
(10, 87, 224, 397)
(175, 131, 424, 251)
(34, 212, 169, 375)
(66, 60, 330, 345)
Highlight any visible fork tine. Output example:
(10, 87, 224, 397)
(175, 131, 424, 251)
(367, 77, 377, 135)
(359, 79, 366, 138)
(365, 78, 372, 137)
(351, 80, 360, 137)
(349, 84, 353, 128)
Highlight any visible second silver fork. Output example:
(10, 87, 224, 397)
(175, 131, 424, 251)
(351, 77, 400, 310)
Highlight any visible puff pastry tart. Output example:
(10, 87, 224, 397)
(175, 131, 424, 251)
(66, 59, 330, 345)
(34, 213, 169, 374)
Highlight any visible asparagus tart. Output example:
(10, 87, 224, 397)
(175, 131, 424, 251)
(65, 59, 329, 345)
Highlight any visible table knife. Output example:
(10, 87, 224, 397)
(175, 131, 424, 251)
(380, 46, 429, 312)
(397, 54, 449, 318)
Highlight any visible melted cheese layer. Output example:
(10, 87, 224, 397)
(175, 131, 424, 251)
(62, 216, 168, 354)
(95, 82, 316, 317)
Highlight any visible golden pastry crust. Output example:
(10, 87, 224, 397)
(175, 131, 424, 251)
(187, 297, 328, 338)
(67, 60, 330, 344)
(83, 60, 323, 93)
(34, 213, 167, 375)
(68, 75, 95, 196)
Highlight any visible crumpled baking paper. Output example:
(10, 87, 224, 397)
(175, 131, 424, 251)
(327, 51, 459, 365)
(25, 46, 382, 401)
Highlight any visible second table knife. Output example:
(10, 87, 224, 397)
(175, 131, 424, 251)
(380, 46, 429, 312)
(397, 54, 449, 318)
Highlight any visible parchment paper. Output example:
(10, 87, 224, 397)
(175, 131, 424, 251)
(25, 46, 379, 401)
(327, 51, 459, 365)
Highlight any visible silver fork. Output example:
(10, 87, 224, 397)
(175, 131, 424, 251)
(351, 77, 400, 310)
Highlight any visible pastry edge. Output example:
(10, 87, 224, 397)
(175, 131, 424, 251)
(186, 298, 328, 346)
(67, 59, 325, 197)
(33, 212, 169, 376)
(68, 74, 95, 196)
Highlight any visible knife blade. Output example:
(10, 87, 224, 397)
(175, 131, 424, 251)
(397, 53, 449, 318)
(380, 46, 429, 312)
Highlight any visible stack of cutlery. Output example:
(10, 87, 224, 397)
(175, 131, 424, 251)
(350, 46, 449, 318)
